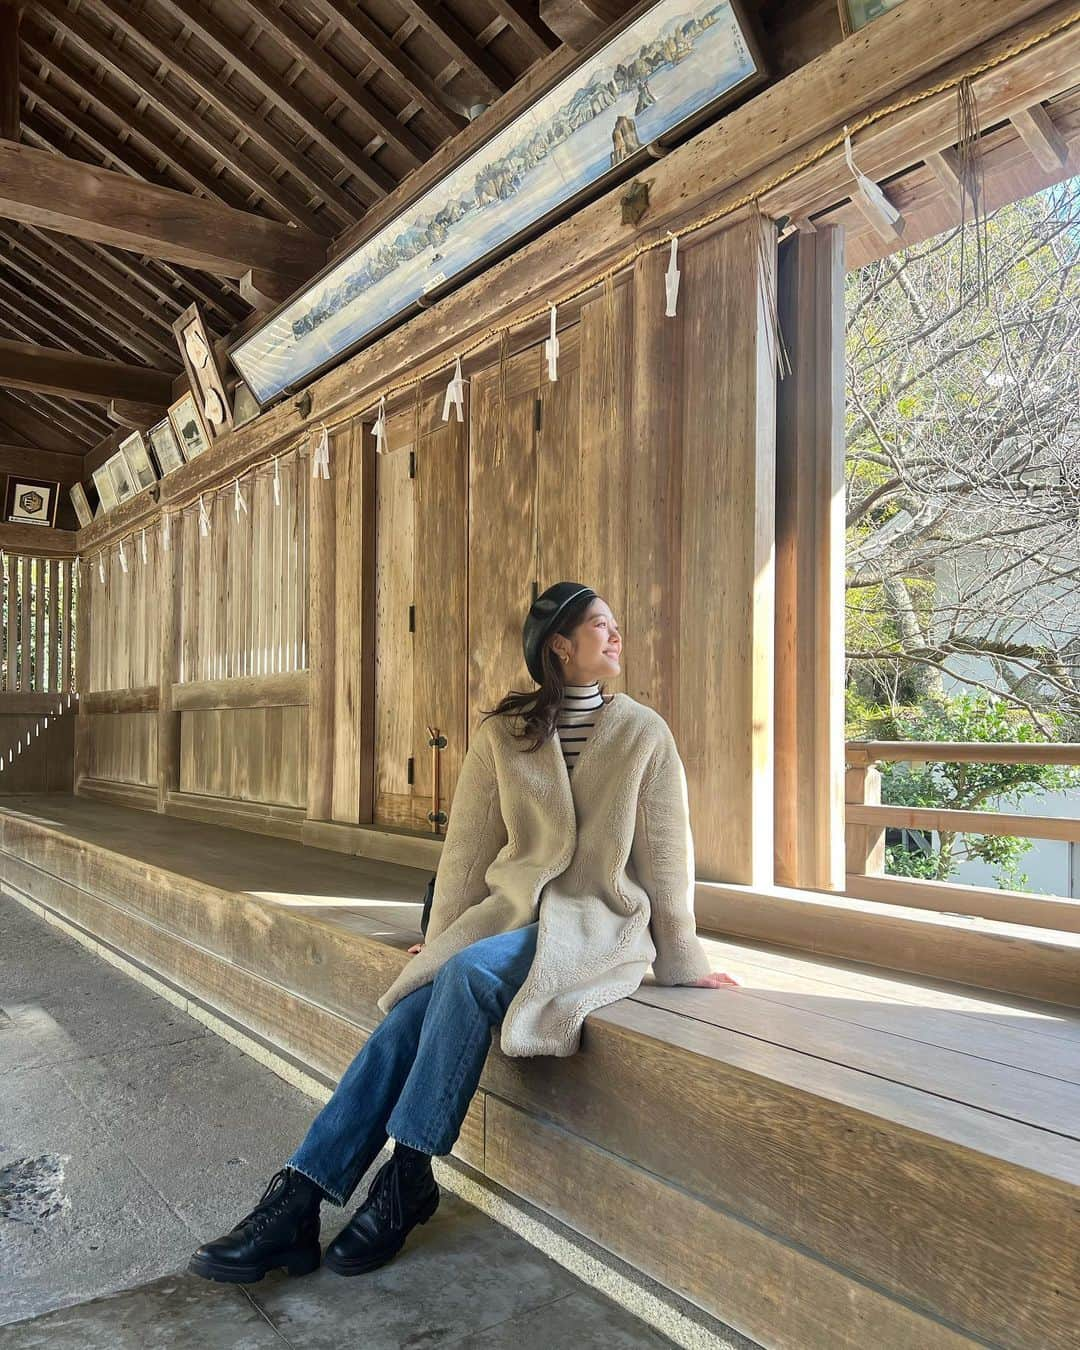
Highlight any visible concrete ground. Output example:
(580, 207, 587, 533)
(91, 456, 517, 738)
(0, 895, 683, 1349)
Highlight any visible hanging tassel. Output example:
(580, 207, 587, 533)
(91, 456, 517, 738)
(233, 476, 248, 519)
(664, 232, 681, 317)
(98, 552, 106, 584)
(273, 455, 281, 506)
(441, 357, 466, 423)
(117, 538, 128, 574)
(494, 330, 510, 467)
(752, 199, 792, 380)
(955, 77, 990, 309)
(372, 397, 388, 456)
(843, 125, 902, 234)
(140, 528, 148, 565)
(198, 494, 211, 537)
(312, 423, 331, 478)
(544, 303, 559, 382)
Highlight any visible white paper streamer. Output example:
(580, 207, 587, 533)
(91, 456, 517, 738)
(198, 494, 211, 537)
(118, 538, 128, 574)
(664, 232, 681, 318)
(234, 477, 248, 519)
(372, 397, 388, 456)
(844, 125, 902, 228)
(162, 513, 171, 551)
(442, 356, 466, 423)
(98, 553, 105, 585)
(140, 528, 148, 565)
(273, 456, 281, 506)
(544, 303, 559, 382)
(312, 424, 330, 479)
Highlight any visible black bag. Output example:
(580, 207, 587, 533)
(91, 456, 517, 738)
(420, 874, 436, 937)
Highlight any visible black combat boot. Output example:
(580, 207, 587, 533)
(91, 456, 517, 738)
(323, 1142, 440, 1276)
(188, 1167, 325, 1283)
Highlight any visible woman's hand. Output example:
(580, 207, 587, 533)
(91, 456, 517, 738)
(407, 942, 425, 956)
(691, 971, 740, 988)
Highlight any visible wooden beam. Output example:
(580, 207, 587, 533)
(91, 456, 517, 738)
(0, 2, 21, 140)
(0, 339, 174, 405)
(0, 442, 83, 485)
(0, 141, 326, 279)
(305, 0, 466, 137)
(538, 0, 634, 50)
(0, 521, 77, 554)
(923, 147, 965, 206)
(108, 400, 168, 429)
(240, 268, 299, 312)
(1010, 100, 1072, 170)
(485, 0, 558, 59)
(28, 6, 332, 237)
(85, 0, 400, 202)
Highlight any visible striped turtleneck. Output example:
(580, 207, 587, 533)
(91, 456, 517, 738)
(557, 681, 606, 774)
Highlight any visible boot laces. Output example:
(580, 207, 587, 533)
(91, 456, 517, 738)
(233, 1168, 296, 1237)
(371, 1158, 406, 1230)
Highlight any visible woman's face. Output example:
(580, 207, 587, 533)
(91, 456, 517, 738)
(554, 600, 622, 682)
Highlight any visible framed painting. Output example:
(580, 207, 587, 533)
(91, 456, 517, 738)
(69, 481, 94, 528)
(106, 450, 135, 505)
(173, 302, 234, 438)
(4, 475, 59, 528)
(91, 463, 118, 515)
(148, 417, 185, 475)
(168, 390, 212, 461)
(229, 0, 765, 405)
(119, 430, 158, 491)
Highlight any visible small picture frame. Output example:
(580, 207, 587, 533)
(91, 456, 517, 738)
(91, 463, 118, 514)
(4, 475, 59, 528)
(168, 390, 211, 461)
(148, 417, 185, 475)
(106, 450, 135, 505)
(119, 430, 158, 491)
(70, 481, 94, 528)
(839, 0, 905, 34)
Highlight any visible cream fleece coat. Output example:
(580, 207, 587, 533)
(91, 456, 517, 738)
(376, 692, 713, 1058)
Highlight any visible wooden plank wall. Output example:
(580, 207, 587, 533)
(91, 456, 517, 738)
(71, 214, 786, 882)
(178, 445, 307, 682)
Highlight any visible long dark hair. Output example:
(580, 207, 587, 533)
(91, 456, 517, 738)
(478, 592, 611, 753)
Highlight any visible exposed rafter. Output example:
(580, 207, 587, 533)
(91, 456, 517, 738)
(0, 0, 20, 140)
(304, 0, 466, 137)
(0, 337, 174, 406)
(84, 0, 399, 205)
(392, 0, 514, 99)
(29, 5, 333, 235)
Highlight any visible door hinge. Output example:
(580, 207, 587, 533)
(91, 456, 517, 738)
(534, 397, 542, 431)
(408, 603, 415, 633)
(409, 450, 416, 479)
(407, 756, 414, 785)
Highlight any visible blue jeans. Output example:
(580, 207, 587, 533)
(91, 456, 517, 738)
(287, 922, 539, 1206)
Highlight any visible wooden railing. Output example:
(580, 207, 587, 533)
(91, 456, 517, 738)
(845, 741, 1080, 931)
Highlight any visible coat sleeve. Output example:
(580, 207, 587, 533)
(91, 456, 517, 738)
(629, 729, 713, 986)
(424, 723, 508, 945)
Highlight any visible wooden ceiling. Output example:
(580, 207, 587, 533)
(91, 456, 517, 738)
(0, 0, 1075, 474)
(0, 0, 567, 454)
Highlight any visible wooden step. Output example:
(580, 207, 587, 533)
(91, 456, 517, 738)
(2, 794, 1078, 1350)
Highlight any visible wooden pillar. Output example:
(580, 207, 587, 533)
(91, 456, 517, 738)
(74, 558, 91, 791)
(648, 212, 777, 890)
(157, 517, 181, 811)
(307, 442, 336, 821)
(845, 763, 886, 876)
(774, 224, 846, 892)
